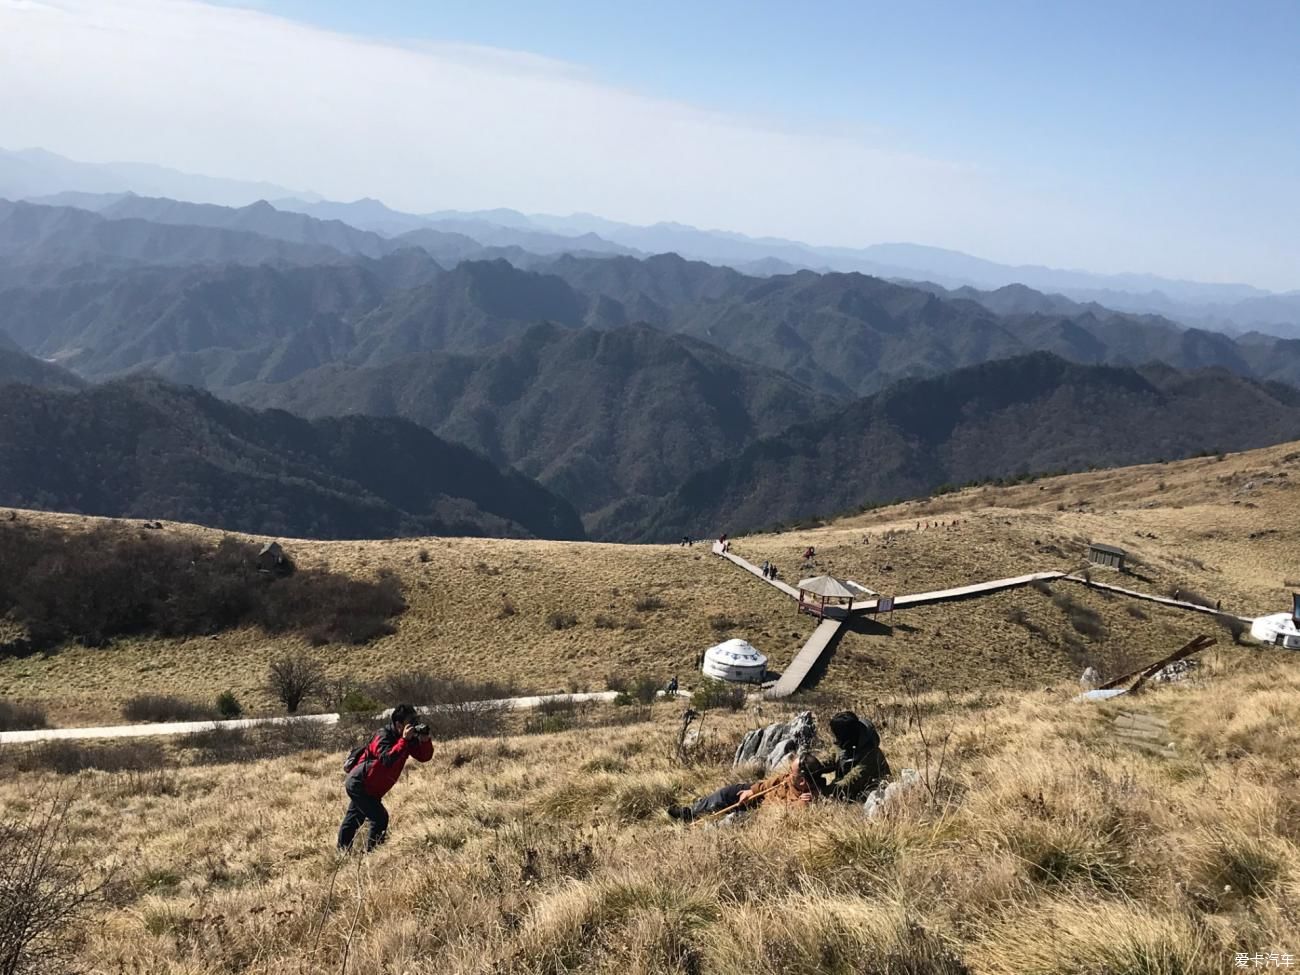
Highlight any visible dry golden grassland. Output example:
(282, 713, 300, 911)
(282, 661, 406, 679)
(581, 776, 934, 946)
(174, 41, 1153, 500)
(3, 440, 1299, 725)
(4, 649, 1298, 974)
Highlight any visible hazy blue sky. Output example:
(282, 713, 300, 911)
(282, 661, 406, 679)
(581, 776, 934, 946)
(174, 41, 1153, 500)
(1, 0, 1297, 288)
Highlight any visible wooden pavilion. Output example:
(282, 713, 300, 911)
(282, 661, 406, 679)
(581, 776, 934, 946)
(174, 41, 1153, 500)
(797, 575, 857, 619)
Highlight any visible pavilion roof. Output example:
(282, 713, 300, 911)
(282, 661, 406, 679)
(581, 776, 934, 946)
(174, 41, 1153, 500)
(797, 575, 856, 599)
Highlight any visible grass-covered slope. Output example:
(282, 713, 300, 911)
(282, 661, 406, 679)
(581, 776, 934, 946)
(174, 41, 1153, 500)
(4, 652, 1297, 973)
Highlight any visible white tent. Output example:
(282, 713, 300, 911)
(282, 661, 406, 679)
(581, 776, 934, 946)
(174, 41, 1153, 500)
(1250, 613, 1300, 650)
(702, 638, 768, 683)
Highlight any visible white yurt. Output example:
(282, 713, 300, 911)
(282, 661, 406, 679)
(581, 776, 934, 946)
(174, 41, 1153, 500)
(1249, 593, 1300, 649)
(1250, 613, 1300, 649)
(701, 638, 768, 683)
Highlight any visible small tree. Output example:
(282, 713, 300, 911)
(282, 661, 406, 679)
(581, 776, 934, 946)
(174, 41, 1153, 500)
(267, 654, 325, 714)
(215, 690, 242, 719)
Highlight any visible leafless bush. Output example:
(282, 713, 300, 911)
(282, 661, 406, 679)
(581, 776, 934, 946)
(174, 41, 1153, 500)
(121, 694, 213, 723)
(0, 700, 47, 732)
(690, 678, 746, 712)
(0, 740, 167, 776)
(0, 791, 109, 975)
(633, 594, 665, 612)
(546, 610, 578, 631)
(180, 721, 353, 765)
(267, 654, 325, 714)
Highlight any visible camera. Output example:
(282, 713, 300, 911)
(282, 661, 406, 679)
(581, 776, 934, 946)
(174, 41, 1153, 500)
(412, 723, 431, 738)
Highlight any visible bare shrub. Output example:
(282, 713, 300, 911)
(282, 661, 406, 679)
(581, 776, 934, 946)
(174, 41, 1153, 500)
(0, 791, 108, 975)
(267, 654, 325, 714)
(0, 740, 167, 776)
(374, 671, 518, 707)
(181, 721, 354, 765)
(546, 610, 578, 631)
(0, 700, 47, 732)
(593, 614, 619, 630)
(708, 614, 738, 632)
(633, 594, 665, 612)
(121, 694, 213, 723)
(690, 678, 746, 711)
(1125, 604, 1149, 620)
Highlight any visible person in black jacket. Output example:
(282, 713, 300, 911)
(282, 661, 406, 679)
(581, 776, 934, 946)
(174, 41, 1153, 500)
(809, 710, 890, 801)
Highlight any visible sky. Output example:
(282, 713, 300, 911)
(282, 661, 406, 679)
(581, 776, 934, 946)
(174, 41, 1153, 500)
(0, 0, 1297, 289)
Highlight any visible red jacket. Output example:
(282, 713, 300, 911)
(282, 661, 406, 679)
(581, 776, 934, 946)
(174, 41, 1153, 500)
(347, 723, 433, 798)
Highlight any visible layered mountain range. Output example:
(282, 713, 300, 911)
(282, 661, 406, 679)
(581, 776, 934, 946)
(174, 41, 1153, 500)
(2, 182, 1299, 541)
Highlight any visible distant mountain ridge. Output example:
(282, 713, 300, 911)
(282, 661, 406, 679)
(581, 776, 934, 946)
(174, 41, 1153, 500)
(0, 147, 315, 208)
(642, 353, 1300, 539)
(233, 321, 836, 536)
(0, 379, 584, 540)
(8, 148, 1289, 326)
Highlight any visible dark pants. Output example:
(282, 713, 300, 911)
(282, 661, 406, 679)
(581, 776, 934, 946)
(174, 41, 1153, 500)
(688, 782, 752, 819)
(337, 780, 389, 852)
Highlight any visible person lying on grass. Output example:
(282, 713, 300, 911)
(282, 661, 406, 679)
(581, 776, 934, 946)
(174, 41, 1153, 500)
(666, 710, 891, 824)
(337, 703, 434, 852)
(667, 752, 818, 823)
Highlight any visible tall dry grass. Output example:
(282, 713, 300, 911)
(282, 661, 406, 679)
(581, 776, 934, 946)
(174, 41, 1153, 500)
(3, 653, 1297, 973)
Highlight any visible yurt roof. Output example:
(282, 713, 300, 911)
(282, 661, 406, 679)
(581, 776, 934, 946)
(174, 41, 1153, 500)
(704, 638, 767, 666)
(797, 575, 856, 599)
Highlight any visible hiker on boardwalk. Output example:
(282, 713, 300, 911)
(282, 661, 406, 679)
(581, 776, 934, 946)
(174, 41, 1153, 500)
(667, 753, 817, 823)
(813, 710, 890, 800)
(762, 559, 771, 578)
(338, 704, 433, 852)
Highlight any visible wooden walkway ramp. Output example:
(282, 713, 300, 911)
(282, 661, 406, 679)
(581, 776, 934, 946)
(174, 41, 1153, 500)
(1063, 575, 1253, 624)
(710, 544, 1253, 699)
(767, 618, 843, 699)
(712, 541, 800, 599)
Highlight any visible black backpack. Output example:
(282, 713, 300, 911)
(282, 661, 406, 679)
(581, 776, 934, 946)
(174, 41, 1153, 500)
(343, 733, 375, 775)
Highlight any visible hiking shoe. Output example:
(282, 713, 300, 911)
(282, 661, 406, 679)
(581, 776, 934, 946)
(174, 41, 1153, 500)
(666, 805, 693, 823)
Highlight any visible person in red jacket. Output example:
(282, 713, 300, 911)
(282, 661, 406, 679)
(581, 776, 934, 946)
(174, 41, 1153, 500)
(337, 703, 434, 852)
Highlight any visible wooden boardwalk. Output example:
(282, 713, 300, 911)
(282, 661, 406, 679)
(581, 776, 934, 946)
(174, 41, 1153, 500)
(1063, 575, 1253, 624)
(767, 618, 844, 699)
(712, 543, 1255, 698)
(712, 542, 800, 598)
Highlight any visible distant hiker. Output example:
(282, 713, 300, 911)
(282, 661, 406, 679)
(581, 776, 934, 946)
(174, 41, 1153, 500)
(666, 675, 679, 696)
(769, 565, 779, 580)
(762, 560, 771, 578)
(667, 753, 817, 823)
(681, 535, 690, 547)
(338, 704, 433, 852)
(803, 546, 815, 561)
(814, 710, 890, 801)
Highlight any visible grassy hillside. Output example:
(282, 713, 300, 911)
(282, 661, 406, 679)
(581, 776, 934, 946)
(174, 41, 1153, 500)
(3, 439, 1297, 726)
(3, 653, 1297, 973)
